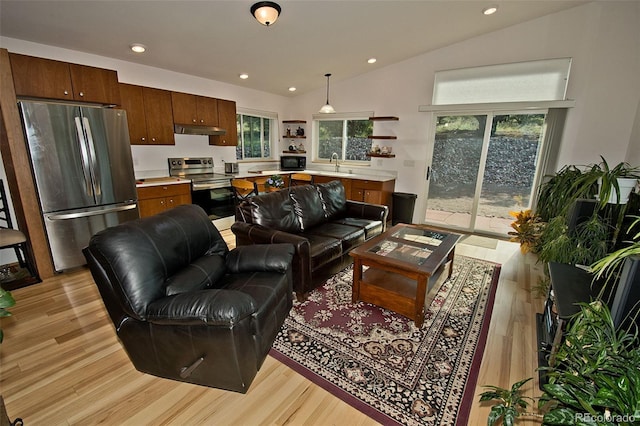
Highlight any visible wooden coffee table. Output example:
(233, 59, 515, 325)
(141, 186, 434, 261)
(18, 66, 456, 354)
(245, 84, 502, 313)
(349, 223, 461, 327)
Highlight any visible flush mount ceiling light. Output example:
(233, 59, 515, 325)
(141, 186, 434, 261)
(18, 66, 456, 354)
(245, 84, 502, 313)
(319, 73, 336, 114)
(130, 43, 146, 53)
(482, 6, 498, 15)
(251, 1, 281, 26)
(239, 73, 249, 79)
(367, 58, 377, 64)
(288, 87, 297, 92)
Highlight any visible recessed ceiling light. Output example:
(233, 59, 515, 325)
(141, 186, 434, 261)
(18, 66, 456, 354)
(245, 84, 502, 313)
(130, 43, 146, 53)
(288, 87, 297, 92)
(239, 73, 249, 79)
(367, 58, 377, 64)
(482, 6, 498, 15)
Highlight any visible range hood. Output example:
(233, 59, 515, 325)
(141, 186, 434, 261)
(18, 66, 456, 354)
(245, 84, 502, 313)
(174, 124, 226, 136)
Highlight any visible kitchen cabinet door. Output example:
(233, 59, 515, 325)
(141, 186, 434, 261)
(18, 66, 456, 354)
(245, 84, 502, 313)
(119, 83, 148, 144)
(137, 184, 191, 217)
(120, 84, 174, 145)
(171, 93, 218, 126)
(68, 63, 121, 105)
(142, 87, 175, 145)
(171, 92, 198, 125)
(10, 53, 74, 100)
(10, 53, 120, 105)
(196, 96, 219, 126)
(210, 99, 237, 146)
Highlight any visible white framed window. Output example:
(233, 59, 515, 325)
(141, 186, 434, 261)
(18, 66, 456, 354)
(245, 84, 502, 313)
(313, 112, 374, 163)
(236, 109, 277, 160)
(432, 58, 572, 105)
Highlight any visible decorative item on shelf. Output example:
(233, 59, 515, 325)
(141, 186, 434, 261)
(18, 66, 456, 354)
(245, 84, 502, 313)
(296, 127, 304, 136)
(286, 126, 291, 137)
(265, 174, 285, 190)
(288, 144, 297, 151)
(371, 144, 380, 154)
(298, 142, 304, 151)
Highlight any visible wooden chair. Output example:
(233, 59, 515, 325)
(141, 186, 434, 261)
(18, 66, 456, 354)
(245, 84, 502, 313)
(231, 179, 258, 205)
(289, 173, 314, 187)
(0, 179, 34, 278)
(253, 177, 270, 194)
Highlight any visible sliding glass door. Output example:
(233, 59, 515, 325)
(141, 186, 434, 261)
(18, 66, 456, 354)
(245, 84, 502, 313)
(424, 111, 547, 236)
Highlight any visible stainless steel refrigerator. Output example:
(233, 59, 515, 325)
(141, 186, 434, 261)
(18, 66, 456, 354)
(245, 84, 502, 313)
(18, 100, 139, 271)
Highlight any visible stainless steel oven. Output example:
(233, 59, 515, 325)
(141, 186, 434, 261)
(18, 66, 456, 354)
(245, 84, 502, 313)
(168, 157, 235, 229)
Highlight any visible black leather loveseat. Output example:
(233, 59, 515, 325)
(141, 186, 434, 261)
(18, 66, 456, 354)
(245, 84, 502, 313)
(83, 204, 294, 393)
(231, 180, 388, 300)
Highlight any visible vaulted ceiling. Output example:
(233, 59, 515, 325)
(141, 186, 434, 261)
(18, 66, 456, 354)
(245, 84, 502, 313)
(0, 0, 587, 96)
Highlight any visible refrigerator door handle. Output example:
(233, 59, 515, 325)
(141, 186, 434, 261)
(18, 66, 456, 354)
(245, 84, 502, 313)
(46, 203, 137, 220)
(74, 117, 93, 197)
(82, 117, 101, 199)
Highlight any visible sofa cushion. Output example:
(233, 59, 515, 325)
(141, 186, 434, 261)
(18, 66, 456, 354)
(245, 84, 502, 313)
(306, 222, 365, 252)
(300, 233, 343, 269)
(316, 180, 347, 219)
(289, 185, 327, 231)
(250, 189, 301, 233)
(165, 254, 227, 296)
(332, 217, 384, 240)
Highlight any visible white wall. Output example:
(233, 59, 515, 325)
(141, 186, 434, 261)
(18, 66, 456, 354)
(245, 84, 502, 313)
(287, 1, 640, 199)
(1, 1, 639, 228)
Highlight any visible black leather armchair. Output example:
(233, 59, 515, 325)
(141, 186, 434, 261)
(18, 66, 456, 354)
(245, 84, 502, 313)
(82, 204, 294, 393)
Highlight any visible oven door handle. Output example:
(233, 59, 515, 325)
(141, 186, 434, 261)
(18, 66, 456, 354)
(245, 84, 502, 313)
(191, 182, 231, 190)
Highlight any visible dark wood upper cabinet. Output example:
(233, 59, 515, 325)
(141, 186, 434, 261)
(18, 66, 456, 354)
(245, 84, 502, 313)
(210, 99, 237, 146)
(119, 83, 174, 145)
(10, 53, 120, 105)
(171, 92, 219, 126)
(68, 63, 120, 105)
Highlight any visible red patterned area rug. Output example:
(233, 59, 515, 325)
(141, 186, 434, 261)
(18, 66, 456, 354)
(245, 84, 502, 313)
(269, 255, 501, 426)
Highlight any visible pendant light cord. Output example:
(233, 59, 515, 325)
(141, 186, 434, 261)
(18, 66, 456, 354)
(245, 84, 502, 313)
(325, 73, 331, 105)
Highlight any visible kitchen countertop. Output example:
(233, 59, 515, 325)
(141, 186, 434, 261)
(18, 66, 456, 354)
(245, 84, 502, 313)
(235, 169, 396, 182)
(135, 177, 191, 188)
(134, 170, 396, 187)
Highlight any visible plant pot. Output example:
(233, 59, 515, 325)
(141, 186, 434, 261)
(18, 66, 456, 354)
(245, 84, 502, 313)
(598, 177, 637, 204)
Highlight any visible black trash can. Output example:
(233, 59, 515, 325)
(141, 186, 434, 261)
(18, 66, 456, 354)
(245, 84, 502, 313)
(392, 192, 417, 225)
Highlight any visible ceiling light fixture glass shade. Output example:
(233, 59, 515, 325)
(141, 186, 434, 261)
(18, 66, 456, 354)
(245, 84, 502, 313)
(251, 1, 281, 26)
(130, 43, 146, 53)
(319, 73, 336, 114)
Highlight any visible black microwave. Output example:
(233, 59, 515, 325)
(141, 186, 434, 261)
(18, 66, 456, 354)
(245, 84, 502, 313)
(280, 155, 306, 171)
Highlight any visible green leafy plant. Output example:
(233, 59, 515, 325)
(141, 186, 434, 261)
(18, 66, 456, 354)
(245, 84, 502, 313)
(480, 378, 542, 425)
(482, 301, 640, 425)
(540, 301, 640, 425)
(0, 288, 16, 343)
(591, 216, 640, 283)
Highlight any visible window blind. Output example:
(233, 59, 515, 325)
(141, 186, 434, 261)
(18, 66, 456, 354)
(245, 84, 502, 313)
(432, 58, 572, 105)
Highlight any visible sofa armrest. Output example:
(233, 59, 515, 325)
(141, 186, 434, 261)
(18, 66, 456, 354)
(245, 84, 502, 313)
(146, 289, 256, 326)
(345, 200, 389, 224)
(226, 243, 294, 274)
(231, 222, 311, 255)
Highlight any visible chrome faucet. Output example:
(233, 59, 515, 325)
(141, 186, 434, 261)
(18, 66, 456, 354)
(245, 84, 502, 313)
(330, 152, 340, 172)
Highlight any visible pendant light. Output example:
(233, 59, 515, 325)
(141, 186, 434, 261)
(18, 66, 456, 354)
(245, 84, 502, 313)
(251, 2, 281, 26)
(319, 73, 336, 114)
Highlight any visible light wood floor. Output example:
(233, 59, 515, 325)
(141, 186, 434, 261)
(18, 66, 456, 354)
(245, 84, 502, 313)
(0, 230, 545, 425)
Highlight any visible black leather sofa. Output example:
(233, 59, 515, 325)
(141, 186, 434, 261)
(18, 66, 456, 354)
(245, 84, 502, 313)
(231, 180, 388, 300)
(83, 204, 294, 393)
